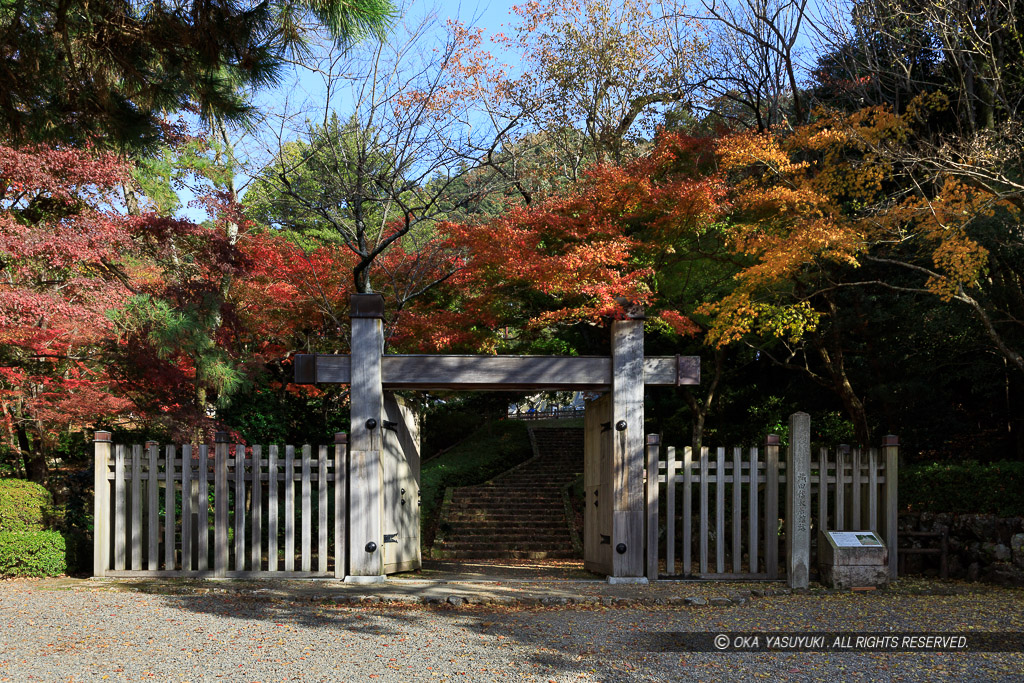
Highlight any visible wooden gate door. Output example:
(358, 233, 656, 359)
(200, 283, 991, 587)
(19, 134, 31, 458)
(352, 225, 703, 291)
(381, 393, 422, 574)
(584, 394, 613, 575)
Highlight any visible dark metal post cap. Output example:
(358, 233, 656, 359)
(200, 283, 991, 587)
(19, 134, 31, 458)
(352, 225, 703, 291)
(882, 435, 899, 446)
(94, 431, 112, 443)
(646, 434, 660, 445)
(334, 432, 348, 444)
(766, 434, 780, 445)
(214, 431, 230, 443)
(350, 293, 385, 318)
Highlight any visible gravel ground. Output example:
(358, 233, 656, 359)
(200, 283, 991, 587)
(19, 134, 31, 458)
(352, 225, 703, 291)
(1, 580, 1022, 682)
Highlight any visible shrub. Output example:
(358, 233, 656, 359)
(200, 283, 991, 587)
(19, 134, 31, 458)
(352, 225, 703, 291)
(0, 531, 66, 578)
(0, 479, 53, 532)
(901, 461, 1024, 516)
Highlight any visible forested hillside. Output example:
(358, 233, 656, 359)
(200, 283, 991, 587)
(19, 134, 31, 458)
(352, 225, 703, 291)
(3, 0, 1023, 491)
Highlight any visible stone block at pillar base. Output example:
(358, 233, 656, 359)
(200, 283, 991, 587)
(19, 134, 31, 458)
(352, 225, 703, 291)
(344, 575, 387, 584)
(607, 576, 649, 585)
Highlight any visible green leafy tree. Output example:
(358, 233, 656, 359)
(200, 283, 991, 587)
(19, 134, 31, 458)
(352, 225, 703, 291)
(0, 0, 393, 149)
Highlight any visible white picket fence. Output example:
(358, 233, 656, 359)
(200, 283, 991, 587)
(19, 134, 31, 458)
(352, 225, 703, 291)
(93, 433, 347, 578)
(645, 428, 899, 581)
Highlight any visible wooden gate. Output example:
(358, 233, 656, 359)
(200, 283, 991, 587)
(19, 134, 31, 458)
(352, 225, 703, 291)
(642, 415, 899, 583)
(381, 393, 421, 574)
(93, 432, 348, 578)
(583, 395, 613, 575)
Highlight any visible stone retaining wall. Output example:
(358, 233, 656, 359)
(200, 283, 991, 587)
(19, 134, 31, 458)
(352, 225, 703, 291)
(899, 512, 1024, 585)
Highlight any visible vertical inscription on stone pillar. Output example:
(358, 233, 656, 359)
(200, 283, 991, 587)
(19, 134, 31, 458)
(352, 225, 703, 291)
(786, 412, 811, 588)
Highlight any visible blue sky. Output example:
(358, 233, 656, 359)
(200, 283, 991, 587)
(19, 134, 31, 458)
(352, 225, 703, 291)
(177, 1, 524, 222)
(180, 0, 834, 221)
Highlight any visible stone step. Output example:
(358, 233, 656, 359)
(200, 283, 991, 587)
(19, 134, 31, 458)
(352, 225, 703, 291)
(451, 491, 565, 499)
(445, 514, 568, 523)
(440, 532, 570, 542)
(449, 500, 565, 507)
(444, 524, 569, 532)
(437, 543, 572, 553)
(437, 533, 571, 545)
(433, 549, 578, 560)
(430, 426, 583, 561)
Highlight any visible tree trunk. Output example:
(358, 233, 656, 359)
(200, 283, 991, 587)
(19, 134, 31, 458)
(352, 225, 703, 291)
(17, 425, 47, 484)
(685, 348, 725, 452)
(812, 334, 871, 447)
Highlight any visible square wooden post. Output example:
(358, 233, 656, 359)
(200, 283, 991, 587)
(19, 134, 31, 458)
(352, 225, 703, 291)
(348, 294, 385, 580)
(785, 412, 811, 588)
(93, 431, 112, 577)
(645, 434, 660, 581)
(882, 435, 899, 579)
(764, 434, 780, 579)
(609, 307, 646, 581)
(214, 432, 229, 577)
(334, 432, 348, 579)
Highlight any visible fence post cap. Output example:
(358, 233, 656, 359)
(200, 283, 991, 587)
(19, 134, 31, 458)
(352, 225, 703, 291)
(646, 433, 660, 445)
(838, 443, 851, 453)
(882, 435, 899, 446)
(214, 431, 230, 443)
(765, 434, 780, 445)
(144, 440, 158, 447)
(94, 431, 112, 442)
(334, 432, 348, 444)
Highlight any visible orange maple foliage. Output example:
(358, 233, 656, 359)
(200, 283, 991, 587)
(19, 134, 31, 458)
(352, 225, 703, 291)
(699, 100, 1008, 347)
(391, 131, 725, 352)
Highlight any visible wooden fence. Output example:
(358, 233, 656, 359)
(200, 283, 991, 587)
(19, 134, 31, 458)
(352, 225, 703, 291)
(93, 432, 348, 578)
(644, 416, 898, 583)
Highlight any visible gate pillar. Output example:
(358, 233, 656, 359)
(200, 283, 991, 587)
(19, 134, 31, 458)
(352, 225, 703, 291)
(609, 307, 646, 581)
(348, 294, 385, 580)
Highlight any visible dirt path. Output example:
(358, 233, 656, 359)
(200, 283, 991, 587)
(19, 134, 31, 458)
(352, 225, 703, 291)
(1, 579, 1022, 682)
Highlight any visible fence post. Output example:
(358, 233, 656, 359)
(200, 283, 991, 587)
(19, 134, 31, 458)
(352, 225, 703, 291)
(93, 431, 112, 577)
(785, 413, 811, 589)
(883, 435, 899, 579)
(145, 441, 159, 572)
(214, 431, 229, 577)
(764, 434, 780, 579)
(334, 432, 348, 579)
(645, 434, 660, 581)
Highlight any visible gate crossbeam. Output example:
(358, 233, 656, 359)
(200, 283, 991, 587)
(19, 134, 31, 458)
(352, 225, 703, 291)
(295, 354, 699, 390)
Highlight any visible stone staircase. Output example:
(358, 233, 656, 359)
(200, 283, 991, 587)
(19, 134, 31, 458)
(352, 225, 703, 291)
(431, 427, 583, 560)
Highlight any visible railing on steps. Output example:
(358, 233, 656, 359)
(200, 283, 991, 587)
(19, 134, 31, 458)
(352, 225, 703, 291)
(507, 407, 585, 421)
